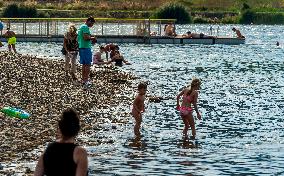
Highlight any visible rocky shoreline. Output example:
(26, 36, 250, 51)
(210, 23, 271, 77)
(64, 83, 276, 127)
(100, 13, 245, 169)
(0, 51, 136, 174)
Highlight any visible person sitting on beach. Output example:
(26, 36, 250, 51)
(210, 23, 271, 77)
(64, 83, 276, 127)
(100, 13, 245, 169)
(93, 45, 107, 65)
(4, 28, 16, 53)
(176, 78, 202, 139)
(104, 43, 118, 60)
(132, 82, 147, 136)
(63, 24, 79, 81)
(232, 27, 245, 39)
(182, 31, 215, 39)
(34, 108, 88, 176)
(164, 23, 176, 37)
(106, 50, 131, 67)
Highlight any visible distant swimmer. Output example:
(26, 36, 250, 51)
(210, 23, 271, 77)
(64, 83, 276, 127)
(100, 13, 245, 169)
(232, 27, 245, 39)
(176, 78, 202, 139)
(276, 41, 280, 46)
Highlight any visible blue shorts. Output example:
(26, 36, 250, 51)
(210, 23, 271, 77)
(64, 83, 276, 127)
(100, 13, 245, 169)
(79, 48, 92, 65)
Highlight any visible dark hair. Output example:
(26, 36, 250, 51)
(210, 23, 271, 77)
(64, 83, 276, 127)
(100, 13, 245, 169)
(138, 82, 147, 90)
(114, 45, 119, 50)
(186, 31, 191, 35)
(87, 16, 96, 23)
(164, 24, 168, 31)
(58, 108, 80, 138)
(99, 45, 105, 50)
(232, 27, 236, 31)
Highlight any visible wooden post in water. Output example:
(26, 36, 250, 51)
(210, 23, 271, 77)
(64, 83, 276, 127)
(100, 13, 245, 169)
(101, 22, 104, 35)
(46, 20, 49, 37)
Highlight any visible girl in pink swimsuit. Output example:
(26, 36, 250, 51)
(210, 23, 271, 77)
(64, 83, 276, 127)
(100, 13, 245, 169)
(176, 78, 202, 139)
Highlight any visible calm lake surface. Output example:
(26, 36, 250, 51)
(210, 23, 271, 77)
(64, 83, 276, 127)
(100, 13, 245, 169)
(2, 24, 284, 175)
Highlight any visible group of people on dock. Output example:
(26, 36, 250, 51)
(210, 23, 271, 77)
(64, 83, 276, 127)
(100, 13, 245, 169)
(163, 22, 245, 39)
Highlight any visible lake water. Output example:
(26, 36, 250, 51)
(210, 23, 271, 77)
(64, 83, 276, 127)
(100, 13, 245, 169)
(2, 24, 284, 175)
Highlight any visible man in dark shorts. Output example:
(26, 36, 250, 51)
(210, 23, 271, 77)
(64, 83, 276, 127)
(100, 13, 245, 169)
(78, 16, 96, 88)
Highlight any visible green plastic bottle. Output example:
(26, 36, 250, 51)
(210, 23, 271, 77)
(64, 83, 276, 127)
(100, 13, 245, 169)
(0, 107, 30, 119)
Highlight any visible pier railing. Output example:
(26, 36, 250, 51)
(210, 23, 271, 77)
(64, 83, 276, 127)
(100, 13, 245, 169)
(0, 18, 176, 37)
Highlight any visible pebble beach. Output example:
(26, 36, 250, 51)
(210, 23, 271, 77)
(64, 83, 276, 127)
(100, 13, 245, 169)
(0, 51, 136, 175)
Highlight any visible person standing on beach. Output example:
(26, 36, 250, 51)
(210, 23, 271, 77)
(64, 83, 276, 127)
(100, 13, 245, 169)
(63, 24, 79, 81)
(0, 21, 3, 47)
(4, 28, 16, 53)
(34, 108, 88, 176)
(132, 82, 147, 136)
(176, 78, 202, 139)
(78, 16, 96, 88)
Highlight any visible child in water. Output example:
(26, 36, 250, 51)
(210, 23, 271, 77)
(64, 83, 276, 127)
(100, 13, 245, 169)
(132, 82, 147, 136)
(176, 78, 202, 139)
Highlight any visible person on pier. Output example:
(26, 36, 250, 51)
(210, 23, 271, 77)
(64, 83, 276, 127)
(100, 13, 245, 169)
(232, 27, 245, 39)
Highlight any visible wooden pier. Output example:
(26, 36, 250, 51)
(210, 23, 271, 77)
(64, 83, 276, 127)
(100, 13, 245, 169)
(0, 18, 245, 45)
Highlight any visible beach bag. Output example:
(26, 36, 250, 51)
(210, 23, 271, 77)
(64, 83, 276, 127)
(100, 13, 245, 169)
(61, 46, 67, 55)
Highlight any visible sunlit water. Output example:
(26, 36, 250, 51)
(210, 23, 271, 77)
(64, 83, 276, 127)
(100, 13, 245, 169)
(1, 25, 284, 175)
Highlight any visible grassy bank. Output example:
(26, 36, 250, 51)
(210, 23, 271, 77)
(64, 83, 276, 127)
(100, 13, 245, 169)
(1, 0, 284, 24)
(1, 0, 284, 12)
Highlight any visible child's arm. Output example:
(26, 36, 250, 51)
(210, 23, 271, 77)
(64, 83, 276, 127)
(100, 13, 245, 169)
(122, 57, 131, 65)
(193, 92, 201, 119)
(133, 95, 142, 113)
(142, 96, 145, 112)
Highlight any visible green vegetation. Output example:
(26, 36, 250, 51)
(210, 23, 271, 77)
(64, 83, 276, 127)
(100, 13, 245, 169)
(152, 3, 192, 24)
(1, 0, 284, 24)
(2, 4, 47, 18)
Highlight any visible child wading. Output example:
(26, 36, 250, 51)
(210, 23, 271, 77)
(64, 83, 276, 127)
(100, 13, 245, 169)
(132, 82, 147, 136)
(176, 78, 202, 139)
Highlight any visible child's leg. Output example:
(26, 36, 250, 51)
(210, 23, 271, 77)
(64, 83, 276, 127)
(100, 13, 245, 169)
(8, 44, 11, 52)
(12, 44, 16, 53)
(70, 53, 77, 74)
(65, 54, 71, 72)
(132, 110, 142, 136)
(188, 113, 196, 138)
(181, 115, 189, 137)
(70, 53, 77, 80)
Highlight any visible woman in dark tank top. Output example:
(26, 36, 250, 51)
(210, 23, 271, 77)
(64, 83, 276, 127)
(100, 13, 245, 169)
(34, 108, 88, 176)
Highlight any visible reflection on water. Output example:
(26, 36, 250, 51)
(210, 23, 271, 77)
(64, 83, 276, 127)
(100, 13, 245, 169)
(3, 25, 284, 175)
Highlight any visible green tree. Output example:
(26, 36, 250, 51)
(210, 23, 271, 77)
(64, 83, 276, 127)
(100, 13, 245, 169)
(153, 3, 192, 24)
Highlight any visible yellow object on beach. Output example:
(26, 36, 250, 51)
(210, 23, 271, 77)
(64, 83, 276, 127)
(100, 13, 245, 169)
(8, 37, 16, 45)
